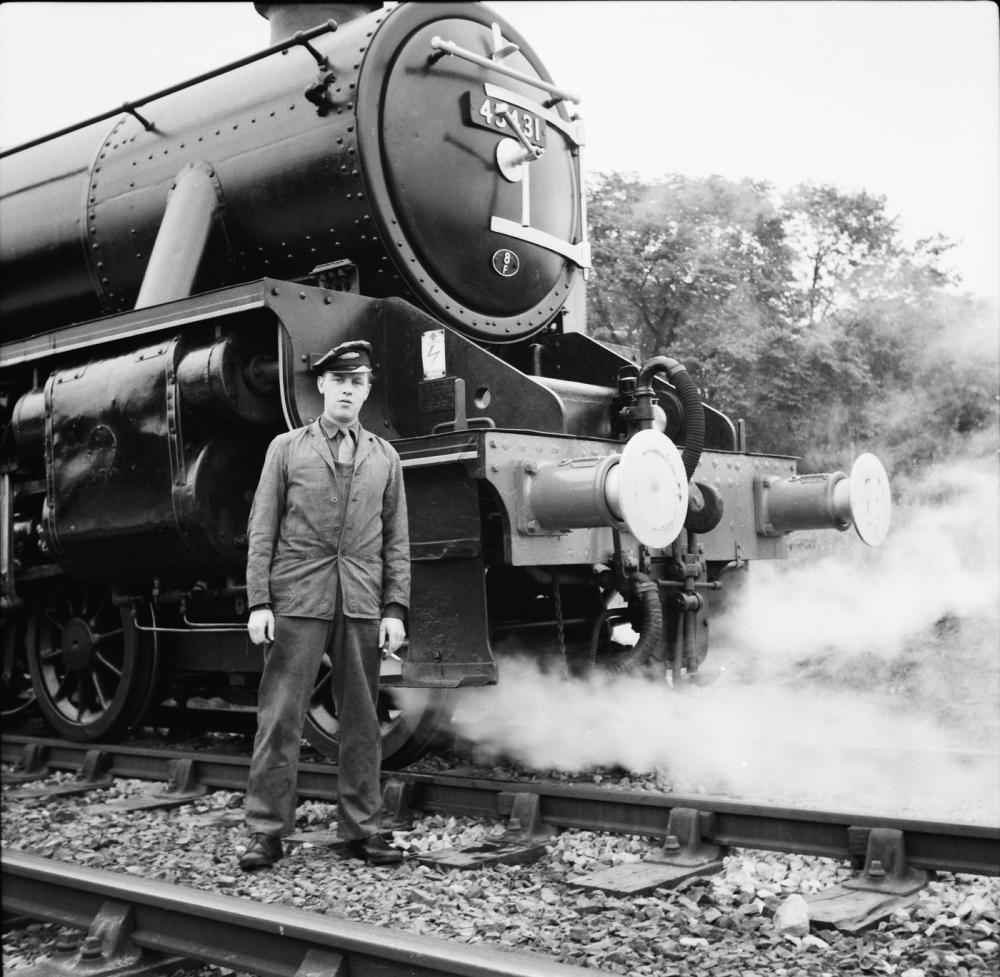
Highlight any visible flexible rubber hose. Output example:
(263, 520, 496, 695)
(636, 356, 705, 482)
(599, 572, 662, 672)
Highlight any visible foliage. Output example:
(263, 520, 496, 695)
(585, 174, 998, 475)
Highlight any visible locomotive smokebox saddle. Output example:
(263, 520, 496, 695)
(311, 340, 373, 374)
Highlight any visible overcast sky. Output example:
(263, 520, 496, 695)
(1, 1, 997, 305)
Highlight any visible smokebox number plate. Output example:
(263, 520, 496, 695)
(461, 92, 546, 148)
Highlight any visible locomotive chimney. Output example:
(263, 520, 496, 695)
(255, 3, 380, 44)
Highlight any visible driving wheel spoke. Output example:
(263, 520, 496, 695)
(88, 591, 111, 630)
(90, 671, 110, 711)
(93, 650, 123, 679)
(44, 612, 65, 634)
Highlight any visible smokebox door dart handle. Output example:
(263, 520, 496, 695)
(428, 36, 582, 105)
(495, 105, 545, 162)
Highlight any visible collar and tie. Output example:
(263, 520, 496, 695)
(333, 428, 355, 463)
(318, 417, 359, 463)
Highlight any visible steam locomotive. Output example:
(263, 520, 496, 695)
(0, 1, 891, 766)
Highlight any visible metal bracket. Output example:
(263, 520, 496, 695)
(158, 758, 208, 800)
(571, 807, 727, 894)
(1, 742, 49, 785)
(844, 827, 928, 895)
(427, 378, 496, 434)
(498, 791, 556, 845)
(416, 792, 553, 871)
(92, 758, 206, 813)
(304, 71, 337, 116)
(17, 901, 184, 977)
(310, 260, 359, 294)
(648, 808, 725, 867)
(380, 779, 418, 830)
(8, 750, 112, 800)
(807, 827, 928, 933)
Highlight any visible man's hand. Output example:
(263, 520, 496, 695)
(379, 616, 406, 657)
(248, 608, 275, 645)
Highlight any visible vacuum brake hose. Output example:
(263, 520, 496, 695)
(591, 572, 662, 672)
(636, 356, 705, 482)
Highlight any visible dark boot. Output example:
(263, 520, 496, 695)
(342, 834, 403, 866)
(239, 833, 284, 871)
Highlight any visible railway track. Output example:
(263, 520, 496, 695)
(4, 733, 998, 878)
(1, 848, 594, 977)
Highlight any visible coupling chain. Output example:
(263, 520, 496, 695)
(552, 573, 567, 673)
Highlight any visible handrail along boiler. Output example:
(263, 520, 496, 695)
(0, 2, 892, 764)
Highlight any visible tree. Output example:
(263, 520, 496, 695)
(586, 172, 797, 409)
(585, 174, 988, 473)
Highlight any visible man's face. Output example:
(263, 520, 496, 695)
(317, 370, 371, 426)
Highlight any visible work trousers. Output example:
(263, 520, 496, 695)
(245, 609, 382, 840)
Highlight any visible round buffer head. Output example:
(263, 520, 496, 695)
(612, 429, 689, 549)
(849, 452, 892, 546)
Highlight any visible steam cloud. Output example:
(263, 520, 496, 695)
(433, 452, 999, 824)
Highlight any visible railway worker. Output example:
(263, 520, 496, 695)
(240, 339, 409, 870)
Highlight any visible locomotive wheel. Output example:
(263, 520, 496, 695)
(304, 654, 453, 769)
(26, 578, 160, 742)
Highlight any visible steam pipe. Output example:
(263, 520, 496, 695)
(135, 161, 224, 309)
(635, 356, 705, 482)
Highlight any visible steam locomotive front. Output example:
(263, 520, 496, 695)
(0, 2, 586, 340)
(354, 3, 587, 339)
(0, 2, 891, 765)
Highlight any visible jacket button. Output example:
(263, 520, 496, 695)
(331, 496, 337, 502)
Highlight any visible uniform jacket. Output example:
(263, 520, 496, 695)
(246, 420, 410, 619)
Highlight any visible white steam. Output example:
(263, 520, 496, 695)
(437, 454, 1000, 824)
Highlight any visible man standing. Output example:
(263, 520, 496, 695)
(240, 340, 409, 870)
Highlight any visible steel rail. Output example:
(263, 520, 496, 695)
(3, 734, 998, 877)
(1, 848, 591, 977)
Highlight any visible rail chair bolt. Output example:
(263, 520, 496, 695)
(869, 859, 886, 877)
(663, 833, 680, 851)
(80, 936, 104, 960)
